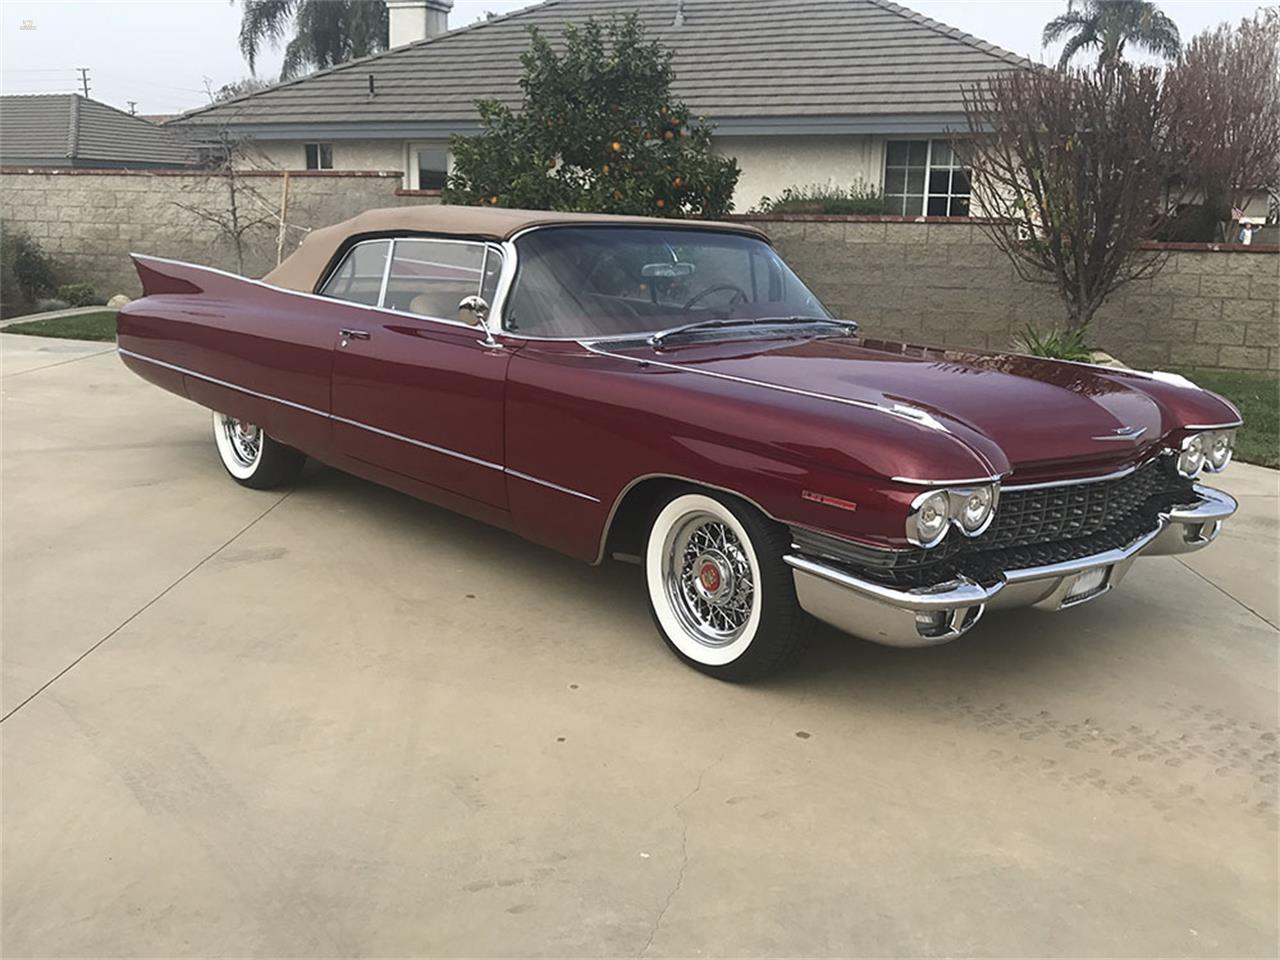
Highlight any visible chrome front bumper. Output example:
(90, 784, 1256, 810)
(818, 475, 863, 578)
(785, 485, 1237, 648)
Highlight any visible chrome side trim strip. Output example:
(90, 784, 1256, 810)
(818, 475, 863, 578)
(505, 469, 600, 502)
(330, 415, 504, 472)
(120, 347, 598, 501)
(890, 473, 1005, 486)
(583, 342, 945, 427)
(1184, 421, 1245, 430)
(118, 347, 331, 419)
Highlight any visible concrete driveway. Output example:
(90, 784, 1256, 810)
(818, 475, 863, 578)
(3, 334, 1277, 958)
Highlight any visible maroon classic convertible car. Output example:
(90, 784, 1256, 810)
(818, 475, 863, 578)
(118, 206, 1241, 679)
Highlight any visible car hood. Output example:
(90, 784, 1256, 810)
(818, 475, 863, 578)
(602, 334, 1240, 481)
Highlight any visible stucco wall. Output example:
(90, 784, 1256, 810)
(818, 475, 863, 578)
(746, 216, 1279, 373)
(243, 134, 886, 212)
(246, 139, 409, 176)
(715, 135, 883, 212)
(0, 168, 435, 300)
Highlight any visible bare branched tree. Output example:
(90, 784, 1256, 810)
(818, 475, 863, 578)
(172, 126, 310, 274)
(961, 63, 1180, 331)
(1166, 9, 1280, 233)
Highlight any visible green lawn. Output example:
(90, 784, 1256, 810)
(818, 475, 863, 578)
(1171, 368, 1279, 469)
(4, 309, 117, 342)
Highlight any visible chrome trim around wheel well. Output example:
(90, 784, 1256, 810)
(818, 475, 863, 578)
(592, 473, 785, 566)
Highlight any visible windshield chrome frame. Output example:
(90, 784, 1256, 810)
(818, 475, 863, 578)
(486, 225, 834, 345)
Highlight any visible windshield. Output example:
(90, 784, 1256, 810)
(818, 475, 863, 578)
(505, 227, 830, 339)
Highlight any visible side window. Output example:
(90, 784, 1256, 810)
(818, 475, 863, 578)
(305, 143, 334, 170)
(319, 240, 390, 306)
(382, 239, 498, 319)
(884, 140, 928, 216)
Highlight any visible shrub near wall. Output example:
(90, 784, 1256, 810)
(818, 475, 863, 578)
(741, 215, 1279, 374)
(0, 168, 437, 299)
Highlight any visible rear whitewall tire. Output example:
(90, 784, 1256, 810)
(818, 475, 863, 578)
(211, 410, 305, 489)
(644, 490, 806, 680)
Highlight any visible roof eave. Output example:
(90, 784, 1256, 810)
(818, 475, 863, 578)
(170, 112, 973, 141)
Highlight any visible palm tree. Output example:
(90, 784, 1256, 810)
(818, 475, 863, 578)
(1043, 0, 1181, 69)
(238, 0, 389, 80)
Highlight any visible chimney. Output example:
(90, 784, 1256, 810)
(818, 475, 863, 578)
(387, 0, 452, 48)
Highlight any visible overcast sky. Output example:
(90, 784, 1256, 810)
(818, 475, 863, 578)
(1, 0, 1268, 117)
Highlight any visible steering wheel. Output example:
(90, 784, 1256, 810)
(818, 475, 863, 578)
(683, 283, 750, 311)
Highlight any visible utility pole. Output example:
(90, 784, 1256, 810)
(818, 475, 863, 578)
(127, 100, 137, 115)
(76, 66, 90, 98)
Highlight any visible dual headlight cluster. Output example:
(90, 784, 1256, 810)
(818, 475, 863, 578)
(1177, 430, 1235, 477)
(906, 484, 1000, 549)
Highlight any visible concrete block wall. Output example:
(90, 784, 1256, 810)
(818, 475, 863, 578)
(0, 168, 438, 300)
(743, 215, 1279, 374)
(1, 176, 1275, 374)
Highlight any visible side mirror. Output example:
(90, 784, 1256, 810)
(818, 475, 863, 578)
(458, 294, 490, 327)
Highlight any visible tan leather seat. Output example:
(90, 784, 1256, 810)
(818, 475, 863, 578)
(408, 293, 436, 317)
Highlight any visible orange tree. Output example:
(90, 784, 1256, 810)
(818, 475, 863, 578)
(443, 15, 739, 218)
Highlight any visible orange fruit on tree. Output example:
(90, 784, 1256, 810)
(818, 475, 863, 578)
(672, 176, 683, 189)
(656, 198, 666, 208)
(611, 141, 622, 152)
(602, 163, 610, 174)
(664, 131, 674, 141)
(489, 196, 499, 205)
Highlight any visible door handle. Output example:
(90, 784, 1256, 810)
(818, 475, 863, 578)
(340, 328, 371, 341)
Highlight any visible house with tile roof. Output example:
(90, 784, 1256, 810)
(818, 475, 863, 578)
(0, 94, 196, 169)
(171, 0, 1027, 211)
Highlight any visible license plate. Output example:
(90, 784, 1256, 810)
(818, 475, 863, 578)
(1065, 567, 1109, 604)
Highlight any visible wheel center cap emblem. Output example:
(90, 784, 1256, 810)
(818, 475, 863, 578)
(699, 562, 722, 592)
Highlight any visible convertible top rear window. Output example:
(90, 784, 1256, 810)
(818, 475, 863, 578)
(506, 227, 829, 339)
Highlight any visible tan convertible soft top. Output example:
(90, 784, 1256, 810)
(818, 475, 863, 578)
(263, 205, 768, 293)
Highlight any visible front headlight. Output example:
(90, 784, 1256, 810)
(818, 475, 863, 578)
(955, 485, 997, 535)
(907, 490, 951, 548)
(1204, 430, 1234, 472)
(1177, 433, 1206, 477)
(906, 483, 1000, 547)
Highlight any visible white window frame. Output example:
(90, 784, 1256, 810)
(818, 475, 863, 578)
(405, 140, 450, 191)
(304, 142, 334, 170)
(883, 139, 971, 218)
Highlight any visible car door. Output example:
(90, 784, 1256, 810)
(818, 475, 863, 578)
(327, 236, 511, 508)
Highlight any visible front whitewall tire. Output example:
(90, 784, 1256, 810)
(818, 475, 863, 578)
(643, 488, 806, 680)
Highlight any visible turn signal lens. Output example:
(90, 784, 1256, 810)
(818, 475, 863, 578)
(1205, 431, 1234, 472)
(1177, 433, 1206, 478)
(957, 485, 996, 533)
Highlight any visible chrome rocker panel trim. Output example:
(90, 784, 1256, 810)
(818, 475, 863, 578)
(784, 485, 1237, 649)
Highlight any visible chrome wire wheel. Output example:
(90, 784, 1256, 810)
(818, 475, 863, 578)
(220, 414, 262, 469)
(646, 492, 767, 670)
(212, 409, 268, 482)
(662, 512, 756, 646)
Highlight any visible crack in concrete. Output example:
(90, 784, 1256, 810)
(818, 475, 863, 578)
(638, 752, 726, 958)
(0, 489, 294, 723)
(2, 346, 116, 378)
(1175, 556, 1277, 630)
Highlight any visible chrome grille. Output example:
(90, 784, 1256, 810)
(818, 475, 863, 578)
(793, 457, 1197, 589)
(986, 459, 1188, 549)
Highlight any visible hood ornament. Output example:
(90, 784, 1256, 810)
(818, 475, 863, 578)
(1093, 425, 1148, 442)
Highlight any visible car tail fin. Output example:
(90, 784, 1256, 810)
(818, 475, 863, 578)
(131, 254, 205, 298)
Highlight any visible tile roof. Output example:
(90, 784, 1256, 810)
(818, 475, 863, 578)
(175, 0, 1027, 130)
(0, 94, 195, 167)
